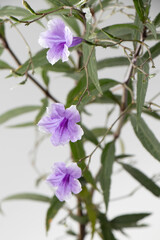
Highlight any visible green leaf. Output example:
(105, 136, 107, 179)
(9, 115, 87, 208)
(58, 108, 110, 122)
(70, 213, 88, 224)
(35, 98, 48, 124)
(145, 22, 157, 39)
(62, 15, 81, 36)
(0, 60, 13, 70)
(143, 109, 160, 120)
(97, 23, 139, 40)
(130, 114, 160, 162)
(110, 213, 151, 229)
(0, 105, 40, 124)
(46, 196, 64, 232)
(66, 74, 86, 107)
(100, 142, 115, 211)
(70, 141, 96, 187)
(98, 213, 117, 240)
(83, 43, 102, 94)
(137, 62, 149, 119)
(121, 163, 160, 197)
(2, 193, 50, 203)
(82, 124, 99, 146)
(97, 57, 129, 70)
(143, 41, 160, 60)
(91, 127, 108, 138)
(0, 19, 5, 38)
(22, 0, 36, 15)
(94, 0, 113, 12)
(79, 186, 97, 238)
(0, 6, 29, 17)
(92, 90, 121, 105)
(0, 46, 4, 56)
(78, 78, 119, 111)
(115, 154, 134, 160)
(133, 0, 146, 22)
(153, 13, 160, 27)
(41, 70, 49, 87)
(7, 121, 34, 128)
(15, 49, 74, 76)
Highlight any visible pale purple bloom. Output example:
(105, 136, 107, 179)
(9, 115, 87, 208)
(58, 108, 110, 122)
(37, 103, 84, 146)
(38, 18, 83, 65)
(46, 162, 82, 201)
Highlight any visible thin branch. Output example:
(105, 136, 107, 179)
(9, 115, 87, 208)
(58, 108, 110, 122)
(12, 6, 85, 26)
(0, 34, 59, 103)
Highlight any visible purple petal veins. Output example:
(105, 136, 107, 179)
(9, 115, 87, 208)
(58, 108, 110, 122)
(38, 18, 83, 65)
(37, 103, 84, 146)
(46, 162, 82, 201)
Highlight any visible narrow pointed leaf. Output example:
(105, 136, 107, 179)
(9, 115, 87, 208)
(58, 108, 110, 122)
(137, 62, 149, 119)
(2, 193, 51, 203)
(83, 43, 102, 94)
(133, 0, 146, 22)
(35, 98, 48, 124)
(98, 213, 117, 240)
(110, 213, 151, 229)
(7, 121, 34, 128)
(153, 13, 160, 27)
(121, 163, 160, 197)
(46, 196, 64, 232)
(100, 142, 115, 211)
(130, 114, 160, 162)
(143, 41, 160, 60)
(145, 22, 157, 39)
(0, 106, 40, 124)
(97, 57, 129, 70)
(0, 6, 29, 17)
(0, 60, 13, 69)
(82, 124, 99, 145)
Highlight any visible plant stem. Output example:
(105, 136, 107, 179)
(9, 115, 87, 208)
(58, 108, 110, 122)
(78, 199, 86, 240)
(0, 34, 59, 102)
(114, 26, 147, 139)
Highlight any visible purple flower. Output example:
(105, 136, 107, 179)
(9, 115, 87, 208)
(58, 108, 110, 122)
(38, 18, 83, 65)
(37, 103, 84, 146)
(46, 162, 82, 201)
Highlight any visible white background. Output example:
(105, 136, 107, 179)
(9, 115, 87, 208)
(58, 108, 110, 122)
(0, 0, 160, 239)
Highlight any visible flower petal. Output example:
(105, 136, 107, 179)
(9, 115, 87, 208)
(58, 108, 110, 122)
(64, 26, 73, 47)
(65, 105, 80, 122)
(50, 126, 70, 146)
(38, 31, 51, 48)
(61, 44, 70, 62)
(67, 163, 82, 178)
(47, 103, 65, 119)
(46, 162, 66, 187)
(47, 18, 65, 38)
(69, 37, 83, 48)
(70, 178, 82, 194)
(37, 116, 61, 134)
(68, 122, 84, 142)
(47, 43, 64, 65)
(55, 177, 72, 201)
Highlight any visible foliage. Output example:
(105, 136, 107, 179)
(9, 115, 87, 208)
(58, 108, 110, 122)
(0, 0, 160, 239)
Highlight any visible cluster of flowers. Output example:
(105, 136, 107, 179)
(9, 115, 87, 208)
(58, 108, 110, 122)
(38, 19, 83, 202)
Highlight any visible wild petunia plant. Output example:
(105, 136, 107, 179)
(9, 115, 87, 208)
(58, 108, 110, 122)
(0, 0, 160, 239)
(39, 18, 83, 65)
(37, 103, 84, 146)
(47, 162, 82, 201)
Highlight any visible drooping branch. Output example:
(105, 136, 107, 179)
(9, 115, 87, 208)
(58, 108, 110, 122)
(114, 26, 147, 139)
(0, 34, 59, 103)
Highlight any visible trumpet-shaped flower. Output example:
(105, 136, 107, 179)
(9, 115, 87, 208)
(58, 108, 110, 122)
(38, 18, 82, 65)
(46, 162, 82, 201)
(37, 103, 83, 146)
